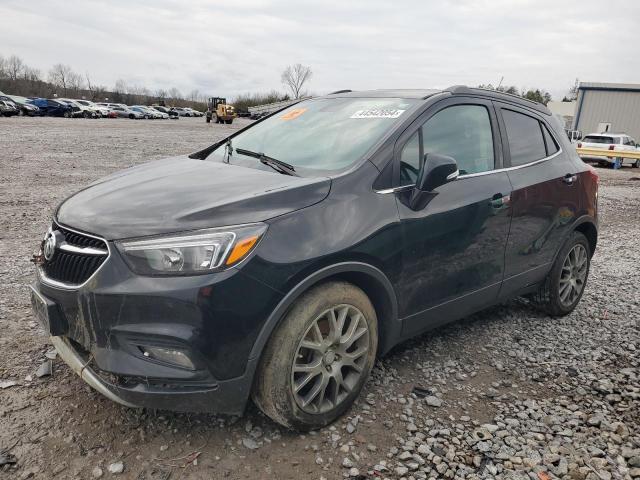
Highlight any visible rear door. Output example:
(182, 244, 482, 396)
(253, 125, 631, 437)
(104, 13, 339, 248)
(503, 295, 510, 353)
(393, 97, 512, 335)
(494, 103, 581, 297)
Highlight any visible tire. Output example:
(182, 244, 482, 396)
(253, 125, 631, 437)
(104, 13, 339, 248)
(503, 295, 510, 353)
(129, 114, 135, 119)
(63, 111, 71, 118)
(531, 231, 591, 317)
(633, 159, 640, 168)
(83, 111, 91, 119)
(252, 282, 378, 430)
(226, 119, 233, 124)
(206, 116, 211, 123)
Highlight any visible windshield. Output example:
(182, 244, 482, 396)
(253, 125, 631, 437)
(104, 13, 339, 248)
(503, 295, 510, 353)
(208, 97, 418, 171)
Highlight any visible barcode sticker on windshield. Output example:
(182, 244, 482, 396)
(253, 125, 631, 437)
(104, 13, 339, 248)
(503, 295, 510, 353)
(351, 109, 405, 119)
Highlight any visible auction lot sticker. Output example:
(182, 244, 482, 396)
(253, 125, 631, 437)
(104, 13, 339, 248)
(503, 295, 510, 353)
(281, 108, 307, 120)
(351, 109, 405, 119)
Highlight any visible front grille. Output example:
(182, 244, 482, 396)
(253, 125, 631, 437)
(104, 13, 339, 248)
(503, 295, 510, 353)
(41, 224, 109, 286)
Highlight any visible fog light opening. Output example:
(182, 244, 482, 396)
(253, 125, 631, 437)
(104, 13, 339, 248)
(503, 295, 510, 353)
(138, 346, 196, 370)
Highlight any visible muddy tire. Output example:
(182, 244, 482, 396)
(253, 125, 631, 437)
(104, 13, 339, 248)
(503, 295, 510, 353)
(531, 231, 591, 317)
(252, 281, 378, 431)
(226, 119, 233, 124)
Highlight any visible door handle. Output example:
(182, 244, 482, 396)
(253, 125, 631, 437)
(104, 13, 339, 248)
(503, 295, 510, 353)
(563, 173, 577, 185)
(489, 193, 510, 208)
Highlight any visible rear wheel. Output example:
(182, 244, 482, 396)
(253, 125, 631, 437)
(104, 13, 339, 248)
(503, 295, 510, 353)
(252, 281, 377, 430)
(63, 111, 71, 118)
(531, 231, 591, 316)
(633, 159, 640, 168)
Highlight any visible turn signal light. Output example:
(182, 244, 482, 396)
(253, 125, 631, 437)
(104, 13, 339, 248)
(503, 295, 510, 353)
(226, 235, 259, 265)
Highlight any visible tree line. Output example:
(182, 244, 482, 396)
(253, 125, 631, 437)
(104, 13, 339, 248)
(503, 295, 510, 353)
(0, 53, 208, 109)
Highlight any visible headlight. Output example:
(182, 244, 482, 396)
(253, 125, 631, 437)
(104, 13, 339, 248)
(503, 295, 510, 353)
(116, 223, 267, 275)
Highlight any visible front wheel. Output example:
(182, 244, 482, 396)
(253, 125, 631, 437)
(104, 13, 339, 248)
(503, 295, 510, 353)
(252, 282, 378, 430)
(226, 119, 233, 124)
(532, 231, 591, 316)
(633, 159, 640, 168)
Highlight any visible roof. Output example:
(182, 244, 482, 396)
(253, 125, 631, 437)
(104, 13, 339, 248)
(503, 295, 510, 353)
(579, 82, 640, 92)
(326, 85, 551, 115)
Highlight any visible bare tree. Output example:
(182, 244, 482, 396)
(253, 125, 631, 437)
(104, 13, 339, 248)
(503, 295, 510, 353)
(154, 89, 167, 102)
(0, 55, 6, 78)
(68, 71, 85, 95)
(168, 87, 182, 100)
(48, 63, 75, 95)
(23, 66, 41, 82)
(281, 63, 312, 99)
(7, 55, 25, 81)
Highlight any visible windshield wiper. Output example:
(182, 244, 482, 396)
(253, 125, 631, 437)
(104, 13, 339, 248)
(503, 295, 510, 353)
(235, 148, 299, 176)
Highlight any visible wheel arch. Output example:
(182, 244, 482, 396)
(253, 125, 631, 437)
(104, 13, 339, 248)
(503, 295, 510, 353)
(248, 262, 400, 365)
(572, 216, 597, 257)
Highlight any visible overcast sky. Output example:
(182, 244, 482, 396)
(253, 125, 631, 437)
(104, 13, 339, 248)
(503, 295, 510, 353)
(1, 0, 638, 101)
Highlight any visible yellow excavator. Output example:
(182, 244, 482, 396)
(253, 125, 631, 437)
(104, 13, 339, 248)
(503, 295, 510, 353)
(206, 97, 236, 124)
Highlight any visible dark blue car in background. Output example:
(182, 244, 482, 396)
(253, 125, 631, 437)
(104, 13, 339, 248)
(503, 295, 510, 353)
(29, 98, 75, 117)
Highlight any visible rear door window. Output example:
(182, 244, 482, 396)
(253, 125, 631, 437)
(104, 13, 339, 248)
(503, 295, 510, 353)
(502, 109, 547, 166)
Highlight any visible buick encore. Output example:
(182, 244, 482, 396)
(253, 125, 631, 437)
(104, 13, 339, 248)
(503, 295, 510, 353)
(30, 86, 598, 430)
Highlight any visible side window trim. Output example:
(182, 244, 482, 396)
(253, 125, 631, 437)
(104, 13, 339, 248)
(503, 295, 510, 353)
(494, 101, 564, 169)
(391, 96, 503, 187)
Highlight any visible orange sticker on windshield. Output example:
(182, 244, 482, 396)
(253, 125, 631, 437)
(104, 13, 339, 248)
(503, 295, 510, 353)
(281, 108, 307, 120)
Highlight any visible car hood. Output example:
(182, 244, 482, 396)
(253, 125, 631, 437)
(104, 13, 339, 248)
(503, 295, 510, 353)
(56, 156, 331, 240)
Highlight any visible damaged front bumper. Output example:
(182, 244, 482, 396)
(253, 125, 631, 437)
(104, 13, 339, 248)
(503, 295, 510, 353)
(50, 335, 138, 408)
(29, 237, 282, 415)
(49, 334, 258, 414)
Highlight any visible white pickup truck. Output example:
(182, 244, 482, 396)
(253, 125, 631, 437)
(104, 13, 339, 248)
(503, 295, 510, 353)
(578, 133, 640, 168)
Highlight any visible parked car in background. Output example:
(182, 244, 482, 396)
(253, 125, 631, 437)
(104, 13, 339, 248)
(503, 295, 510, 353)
(59, 99, 98, 118)
(0, 99, 19, 116)
(0, 95, 41, 116)
(112, 105, 144, 119)
(151, 105, 178, 118)
(577, 133, 640, 168)
(29, 98, 75, 117)
(75, 100, 111, 118)
(184, 107, 203, 117)
(30, 86, 599, 430)
(172, 107, 191, 117)
(130, 106, 163, 119)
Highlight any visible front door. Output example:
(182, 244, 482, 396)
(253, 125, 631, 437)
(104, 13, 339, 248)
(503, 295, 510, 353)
(393, 98, 512, 336)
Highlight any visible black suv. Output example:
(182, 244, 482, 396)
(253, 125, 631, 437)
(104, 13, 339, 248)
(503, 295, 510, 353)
(31, 86, 598, 430)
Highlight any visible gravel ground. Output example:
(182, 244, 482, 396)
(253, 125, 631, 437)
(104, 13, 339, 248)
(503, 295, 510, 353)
(0, 116, 638, 480)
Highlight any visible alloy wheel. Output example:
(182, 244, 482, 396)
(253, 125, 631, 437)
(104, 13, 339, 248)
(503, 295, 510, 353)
(291, 304, 370, 414)
(558, 244, 588, 307)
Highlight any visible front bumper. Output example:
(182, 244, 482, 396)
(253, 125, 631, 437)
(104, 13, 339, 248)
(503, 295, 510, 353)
(50, 335, 257, 414)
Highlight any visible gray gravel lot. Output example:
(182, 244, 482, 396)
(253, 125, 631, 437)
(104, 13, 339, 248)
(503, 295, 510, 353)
(0, 116, 638, 480)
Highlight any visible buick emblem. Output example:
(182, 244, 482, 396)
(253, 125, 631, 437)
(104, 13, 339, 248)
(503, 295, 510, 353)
(43, 229, 57, 261)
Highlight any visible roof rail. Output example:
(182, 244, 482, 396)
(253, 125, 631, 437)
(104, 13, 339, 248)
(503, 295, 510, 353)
(328, 89, 352, 94)
(444, 85, 550, 114)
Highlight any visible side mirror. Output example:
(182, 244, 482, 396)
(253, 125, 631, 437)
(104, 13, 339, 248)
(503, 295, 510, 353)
(409, 153, 458, 210)
(416, 153, 458, 191)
